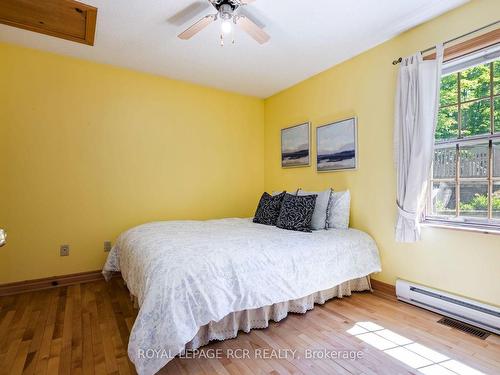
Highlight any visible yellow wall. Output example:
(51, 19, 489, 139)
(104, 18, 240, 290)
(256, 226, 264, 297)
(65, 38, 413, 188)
(264, 0, 500, 306)
(2, 0, 499, 306)
(0, 43, 264, 283)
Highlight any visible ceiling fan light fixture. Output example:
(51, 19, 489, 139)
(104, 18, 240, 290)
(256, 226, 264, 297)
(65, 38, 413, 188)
(221, 19, 233, 34)
(177, 0, 269, 45)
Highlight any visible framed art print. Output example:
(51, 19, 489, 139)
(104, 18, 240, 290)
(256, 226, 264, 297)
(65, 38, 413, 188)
(316, 117, 357, 172)
(281, 122, 310, 168)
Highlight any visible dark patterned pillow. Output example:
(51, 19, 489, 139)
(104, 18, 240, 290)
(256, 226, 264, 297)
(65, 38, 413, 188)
(253, 192, 286, 226)
(276, 193, 317, 232)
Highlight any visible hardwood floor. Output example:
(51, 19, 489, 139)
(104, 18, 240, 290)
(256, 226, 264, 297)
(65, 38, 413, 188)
(0, 278, 498, 375)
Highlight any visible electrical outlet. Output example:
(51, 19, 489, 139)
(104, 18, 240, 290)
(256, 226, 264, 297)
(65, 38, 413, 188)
(104, 241, 112, 252)
(60, 244, 70, 256)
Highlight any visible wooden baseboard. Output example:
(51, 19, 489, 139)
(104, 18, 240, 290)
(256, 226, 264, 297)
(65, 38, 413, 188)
(0, 270, 118, 296)
(1, 272, 395, 299)
(371, 278, 396, 299)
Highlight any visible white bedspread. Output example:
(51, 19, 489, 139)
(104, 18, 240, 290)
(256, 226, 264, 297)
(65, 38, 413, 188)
(102, 218, 381, 375)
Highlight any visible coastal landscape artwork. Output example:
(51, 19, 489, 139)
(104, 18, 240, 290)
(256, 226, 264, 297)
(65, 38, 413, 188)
(281, 122, 310, 168)
(317, 118, 357, 172)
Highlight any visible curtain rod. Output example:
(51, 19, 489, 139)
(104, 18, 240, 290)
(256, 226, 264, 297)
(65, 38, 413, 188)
(391, 20, 500, 65)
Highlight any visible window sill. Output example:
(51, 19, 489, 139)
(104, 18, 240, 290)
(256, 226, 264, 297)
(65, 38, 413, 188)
(421, 220, 500, 235)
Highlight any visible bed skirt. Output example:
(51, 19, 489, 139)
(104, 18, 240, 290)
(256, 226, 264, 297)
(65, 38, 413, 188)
(127, 276, 371, 351)
(184, 276, 371, 350)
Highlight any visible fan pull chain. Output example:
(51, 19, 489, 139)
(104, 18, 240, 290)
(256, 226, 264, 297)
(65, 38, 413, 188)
(219, 31, 235, 47)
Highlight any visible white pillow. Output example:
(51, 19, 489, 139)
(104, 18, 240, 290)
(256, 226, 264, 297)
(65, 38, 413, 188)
(297, 189, 332, 230)
(327, 190, 350, 229)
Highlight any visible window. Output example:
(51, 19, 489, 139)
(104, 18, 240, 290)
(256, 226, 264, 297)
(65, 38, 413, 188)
(426, 48, 500, 231)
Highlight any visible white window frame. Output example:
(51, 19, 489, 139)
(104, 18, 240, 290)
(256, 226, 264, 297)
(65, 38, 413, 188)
(423, 45, 500, 233)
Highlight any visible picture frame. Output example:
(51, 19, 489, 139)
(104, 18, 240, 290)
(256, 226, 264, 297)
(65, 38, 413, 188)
(316, 117, 357, 172)
(281, 122, 311, 168)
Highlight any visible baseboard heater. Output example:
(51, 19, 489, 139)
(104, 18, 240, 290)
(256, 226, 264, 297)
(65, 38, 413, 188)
(396, 279, 500, 335)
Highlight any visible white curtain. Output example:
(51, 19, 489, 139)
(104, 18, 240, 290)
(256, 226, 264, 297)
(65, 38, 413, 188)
(394, 44, 444, 242)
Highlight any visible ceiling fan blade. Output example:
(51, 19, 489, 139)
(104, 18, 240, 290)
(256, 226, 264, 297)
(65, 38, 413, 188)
(178, 14, 216, 40)
(236, 16, 269, 44)
(167, 2, 211, 26)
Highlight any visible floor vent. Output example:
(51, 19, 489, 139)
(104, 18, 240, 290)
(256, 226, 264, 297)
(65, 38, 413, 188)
(437, 317, 490, 340)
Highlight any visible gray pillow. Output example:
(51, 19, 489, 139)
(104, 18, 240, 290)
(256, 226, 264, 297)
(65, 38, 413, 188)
(327, 190, 350, 229)
(272, 189, 299, 196)
(297, 189, 332, 230)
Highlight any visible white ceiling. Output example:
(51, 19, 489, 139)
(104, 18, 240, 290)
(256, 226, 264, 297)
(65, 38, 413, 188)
(0, 0, 467, 98)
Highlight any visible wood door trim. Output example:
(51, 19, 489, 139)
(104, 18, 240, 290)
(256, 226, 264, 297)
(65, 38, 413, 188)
(84, 5, 97, 45)
(0, 0, 98, 46)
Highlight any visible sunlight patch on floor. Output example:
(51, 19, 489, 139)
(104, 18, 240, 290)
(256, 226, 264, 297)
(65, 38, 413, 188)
(347, 322, 484, 375)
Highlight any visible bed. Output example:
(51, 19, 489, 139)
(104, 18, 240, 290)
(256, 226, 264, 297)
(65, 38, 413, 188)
(102, 218, 381, 375)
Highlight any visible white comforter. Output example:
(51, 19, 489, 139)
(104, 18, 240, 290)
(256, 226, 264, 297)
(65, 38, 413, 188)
(102, 218, 381, 375)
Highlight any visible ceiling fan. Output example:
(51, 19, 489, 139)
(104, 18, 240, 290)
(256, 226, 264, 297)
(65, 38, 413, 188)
(178, 0, 270, 45)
